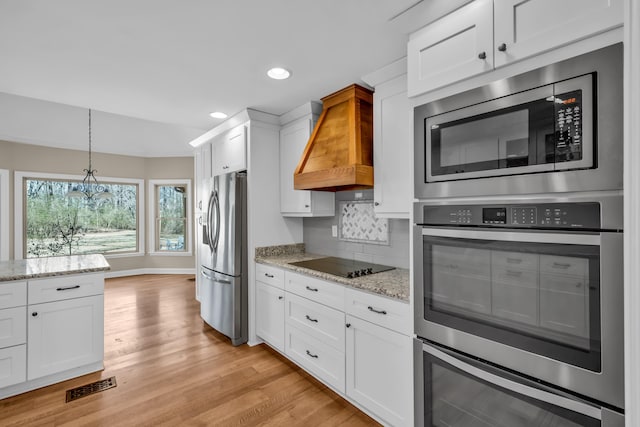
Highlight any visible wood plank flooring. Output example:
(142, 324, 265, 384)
(0, 274, 379, 426)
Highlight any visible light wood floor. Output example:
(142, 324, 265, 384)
(0, 274, 379, 426)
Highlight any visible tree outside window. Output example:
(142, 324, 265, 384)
(24, 178, 139, 258)
(155, 185, 187, 252)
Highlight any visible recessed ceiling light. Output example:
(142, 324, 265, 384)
(209, 112, 228, 119)
(267, 67, 291, 80)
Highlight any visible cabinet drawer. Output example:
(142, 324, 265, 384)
(285, 271, 345, 310)
(0, 307, 27, 348)
(344, 288, 411, 335)
(256, 264, 285, 289)
(285, 324, 345, 393)
(285, 292, 345, 352)
(0, 344, 26, 388)
(28, 274, 104, 305)
(0, 281, 27, 309)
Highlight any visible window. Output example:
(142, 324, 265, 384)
(15, 172, 144, 259)
(148, 179, 191, 255)
(0, 169, 8, 261)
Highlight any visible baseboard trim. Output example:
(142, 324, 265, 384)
(105, 268, 196, 278)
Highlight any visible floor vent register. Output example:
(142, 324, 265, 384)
(65, 376, 117, 403)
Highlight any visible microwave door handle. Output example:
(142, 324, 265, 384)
(424, 344, 602, 420)
(421, 228, 600, 246)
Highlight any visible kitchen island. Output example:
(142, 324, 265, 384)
(0, 254, 110, 400)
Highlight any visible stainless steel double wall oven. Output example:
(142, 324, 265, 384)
(413, 44, 624, 426)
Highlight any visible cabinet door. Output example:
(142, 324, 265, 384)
(372, 74, 411, 218)
(194, 144, 212, 213)
(28, 295, 104, 380)
(279, 118, 334, 217)
(212, 125, 246, 176)
(255, 281, 285, 352)
(407, 0, 493, 96)
(494, 0, 623, 67)
(0, 306, 27, 348)
(345, 315, 412, 427)
(0, 345, 26, 388)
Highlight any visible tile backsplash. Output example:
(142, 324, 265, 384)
(338, 200, 389, 244)
(303, 190, 410, 269)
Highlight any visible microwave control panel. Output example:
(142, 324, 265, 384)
(422, 202, 600, 229)
(555, 89, 583, 162)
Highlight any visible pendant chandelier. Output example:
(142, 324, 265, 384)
(67, 109, 112, 201)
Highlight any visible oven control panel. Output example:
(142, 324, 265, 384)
(422, 202, 600, 229)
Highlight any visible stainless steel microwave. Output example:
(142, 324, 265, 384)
(414, 43, 623, 199)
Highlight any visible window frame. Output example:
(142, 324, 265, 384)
(0, 169, 9, 261)
(14, 171, 145, 260)
(147, 179, 192, 256)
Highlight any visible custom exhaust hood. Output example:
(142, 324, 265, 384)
(293, 84, 374, 192)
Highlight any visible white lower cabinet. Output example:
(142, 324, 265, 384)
(0, 345, 26, 388)
(256, 264, 412, 426)
(255, 281, 285, 352)
(27, 294, 104, 380)
(345, 315, 413, 427)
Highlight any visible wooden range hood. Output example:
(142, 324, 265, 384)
(294, 84, 374, 192)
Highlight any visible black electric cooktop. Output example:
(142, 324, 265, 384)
(288, 257, 395, 279)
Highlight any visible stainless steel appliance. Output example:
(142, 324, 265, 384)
(200, 172, 247, 345)
(413, 192, 624, 414)
(288, 257, 395, 278)
(414, 341, 624, 427)
(414, 43, 622, 198)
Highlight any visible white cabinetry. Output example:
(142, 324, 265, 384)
(345, 316, 412, 427)
(0, 281, 27, 388)
(0, 273, 104, 399)
(408, 0, 623, 96)
(212, 125, 247, 176)
(371, 72, 412, 218)
(28, 295, 104, 380)
(279, 109, 334, 217)
(194, 143, 212, 214)
(255, 264, 286, 352)
(255, 264, 412, 426)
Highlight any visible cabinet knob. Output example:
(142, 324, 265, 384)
(346, 323, 351, 328)
(304, 204, 310, 208)
(32, 312, 38, 317)
(374, 202, 380, 206)
(223, 165, 229, 170)
(478, 51, 487, 59)
(278, 296, 284, 300)
(497, 43, 507, 52)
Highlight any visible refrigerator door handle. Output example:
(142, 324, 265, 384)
(206, 190, 216, 252)
(201, 270, 232, 284)
(212, 190, 221, 251)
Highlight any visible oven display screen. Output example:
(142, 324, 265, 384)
(483, 207, 507, 224)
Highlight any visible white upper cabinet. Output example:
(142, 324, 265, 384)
(408, 0, 623, 96)
(494, 0, 623, 67)
(212, 125, 247, 176)
(372, 73, 412, 218)
(279, 109, 334, 217)
(194, 143, 212, 213)
(408, 0, 493, 96)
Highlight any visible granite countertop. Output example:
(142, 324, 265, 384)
(0, 254, 111, 282)
(255, 244, 410, 302)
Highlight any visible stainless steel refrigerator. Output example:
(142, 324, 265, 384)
(199, 171, 247, 345)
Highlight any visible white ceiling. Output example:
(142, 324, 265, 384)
(0, 0, 420, 156)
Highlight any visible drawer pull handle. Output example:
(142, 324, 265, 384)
(506, 258, 522, 264)
(32, 312, 38, 317)
(306, 350, 319, 359)
(56, 285, 81, 291)
(305, 286, 319, 292)
(305, 315, 318, 323)
(552, 262, 571, 269)
(278, 296, 284, 300)
(368, 306, 387, 315)
(264, 273, 274, 278)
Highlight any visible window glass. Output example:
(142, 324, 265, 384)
(25, 179, 138, 257)
(156, 185, 187, 252)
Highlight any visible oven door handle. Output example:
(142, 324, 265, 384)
(421, 227, 600, 246)
(424, 344, 602, 420)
